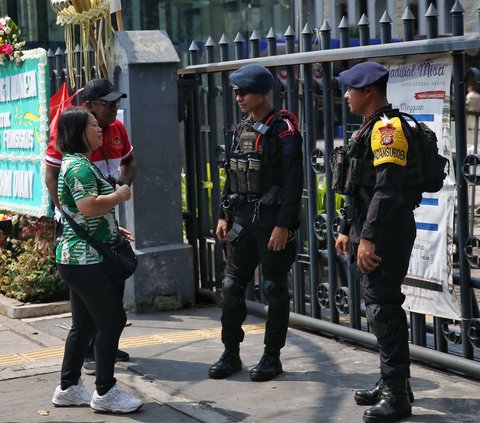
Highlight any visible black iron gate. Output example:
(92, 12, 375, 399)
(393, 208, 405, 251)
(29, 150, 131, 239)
(178, 3, 480, 378)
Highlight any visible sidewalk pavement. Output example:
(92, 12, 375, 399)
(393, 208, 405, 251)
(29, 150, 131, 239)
(1, 304, 480, 423)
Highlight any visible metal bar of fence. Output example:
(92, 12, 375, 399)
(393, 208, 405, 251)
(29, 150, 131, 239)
(451, 4, 474, 360)
(179, 35, 480, 75)
(184, 79, 200, 291)
(191, 74, 210, 291)
(290, 26, 304, 315)
(285, 26, 297, 117)
(302, 24, 320, 319)
(286, 24, 306, 314)
(434, 316, 448, 353)
(379, 12, 392, 44)
(410, 5, 441, 348)
(250, 30, 260, 59)
(358, 14, 370, 46)
(402, 8, 415, 42)
(200, 285, 480, 379)
(244, 300, 480, 380)
(206, 38, 223, 291)
(320, 21, 338, 324)
(180, 8, 480, 370)
(337, 17, 360, 330)
(267, 28, 281, 109)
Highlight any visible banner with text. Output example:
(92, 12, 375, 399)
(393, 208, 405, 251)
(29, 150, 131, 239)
(0, 48, 50, 217)
(383, 55, 461, 320)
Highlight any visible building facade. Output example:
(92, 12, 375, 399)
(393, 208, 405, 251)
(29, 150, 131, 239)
(0, 0, 478, 63)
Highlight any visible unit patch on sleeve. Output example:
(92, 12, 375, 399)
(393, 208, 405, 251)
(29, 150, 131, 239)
(370, 115, 408, 167)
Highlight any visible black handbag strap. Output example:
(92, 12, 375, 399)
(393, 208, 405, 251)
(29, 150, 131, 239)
(60, 210, 110, 256)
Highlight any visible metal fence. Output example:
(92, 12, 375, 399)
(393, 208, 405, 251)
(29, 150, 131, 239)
(46, 44, 100, 99)
(177, 1, 480, 379)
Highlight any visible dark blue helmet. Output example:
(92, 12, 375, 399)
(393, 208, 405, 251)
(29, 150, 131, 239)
(339, 62, 389, 88)
(229, 64, 275, 93)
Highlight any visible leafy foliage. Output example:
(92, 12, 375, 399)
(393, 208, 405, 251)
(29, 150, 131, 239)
(0, 215, 68, 303)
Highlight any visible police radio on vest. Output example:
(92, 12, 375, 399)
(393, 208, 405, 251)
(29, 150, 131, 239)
(253, 121, 269, 135)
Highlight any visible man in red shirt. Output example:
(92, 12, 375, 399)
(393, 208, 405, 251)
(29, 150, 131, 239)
(45, 78, 136, 207)
(45, 78, 136, 374)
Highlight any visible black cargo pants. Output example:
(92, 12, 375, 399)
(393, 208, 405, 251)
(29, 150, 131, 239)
(356, 210, 416, 379)
(222, 224, 296, 355)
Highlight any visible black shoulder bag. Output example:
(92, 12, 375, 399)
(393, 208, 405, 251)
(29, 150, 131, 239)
(61, 211, 138, 281)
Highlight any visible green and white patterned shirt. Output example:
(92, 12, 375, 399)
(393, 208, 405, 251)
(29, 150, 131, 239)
(56, 153, 119, 265)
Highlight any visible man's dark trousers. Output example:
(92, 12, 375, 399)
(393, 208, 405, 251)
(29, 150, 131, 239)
(221, 225, 295, 354)
(359, 209, 416, 379)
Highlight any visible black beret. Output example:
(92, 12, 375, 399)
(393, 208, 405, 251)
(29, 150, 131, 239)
(229, 64, 275, 93)
(339, 62, 389, 88)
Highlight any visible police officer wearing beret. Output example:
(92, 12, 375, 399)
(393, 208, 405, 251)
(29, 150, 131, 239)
(209, 64, 303, 382)
(335, 62, 421, 422)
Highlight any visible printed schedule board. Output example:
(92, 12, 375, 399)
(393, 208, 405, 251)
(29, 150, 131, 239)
(0, 48, 50, 217)
(383, 54, 461, 320)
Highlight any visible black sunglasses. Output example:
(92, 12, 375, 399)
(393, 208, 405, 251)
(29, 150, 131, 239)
(233, 87, 250, 97)
(92, 99, 121, 108)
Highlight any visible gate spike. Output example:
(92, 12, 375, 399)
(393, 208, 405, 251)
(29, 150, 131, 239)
(249, 29, 260, 41)
(338, 16, 349, 29)
(218, 34, 229, 45)
(380, 11, 392, 24)
(284, 25, 295, 37)
(234, 32, 244, 43)
(426, 3, 438, 17)
(450, 0, 464, 14)
(189, 41, 200, 51)
(320, 20, 331, 32)
(358, 13, 370, 25)
(302, 23, 313, 35)
(205, 36, 215, 47)
(401, 7, 415, 21)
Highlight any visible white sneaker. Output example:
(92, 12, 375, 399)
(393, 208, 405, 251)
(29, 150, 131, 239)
(52, 378, 92, 406)
(90, 383, 143, 413)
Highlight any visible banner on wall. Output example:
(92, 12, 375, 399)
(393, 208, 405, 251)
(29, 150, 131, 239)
(0, 48, 50, 217)
(382, 55, 461, 320)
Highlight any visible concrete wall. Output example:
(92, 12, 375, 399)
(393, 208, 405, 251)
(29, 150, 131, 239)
(113, 31, 195, 313)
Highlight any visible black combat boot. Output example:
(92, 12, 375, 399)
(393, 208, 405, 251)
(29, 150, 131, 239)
(250, 352, 283, 382)
(208, 350, 242, 379)
(355, 378, 414, 405)
(362, 378, 412, 423)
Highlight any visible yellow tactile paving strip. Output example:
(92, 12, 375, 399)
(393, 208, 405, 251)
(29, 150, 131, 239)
(0, 323, 265, 367)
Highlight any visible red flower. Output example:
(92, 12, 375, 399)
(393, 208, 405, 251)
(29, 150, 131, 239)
(2, 43, 13, 55)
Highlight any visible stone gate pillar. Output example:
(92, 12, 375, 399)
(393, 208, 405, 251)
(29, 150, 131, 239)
(113, 31, 194, 312)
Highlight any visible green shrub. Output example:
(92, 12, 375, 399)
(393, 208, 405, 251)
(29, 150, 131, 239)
(0, 214, 68, 303)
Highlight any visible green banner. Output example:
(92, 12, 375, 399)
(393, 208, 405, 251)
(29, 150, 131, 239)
(0, 48, 50, 217)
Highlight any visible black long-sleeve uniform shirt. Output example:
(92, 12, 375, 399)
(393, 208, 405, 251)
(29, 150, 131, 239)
(219, 110, 303, 229)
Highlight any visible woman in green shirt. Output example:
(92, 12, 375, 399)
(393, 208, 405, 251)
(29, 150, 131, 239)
(51, 107, 142, 414)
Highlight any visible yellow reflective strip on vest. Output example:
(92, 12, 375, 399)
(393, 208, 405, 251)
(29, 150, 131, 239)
(371, 116, 408, 167)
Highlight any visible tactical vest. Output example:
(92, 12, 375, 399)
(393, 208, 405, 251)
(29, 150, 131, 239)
(228, 112, 288, 203)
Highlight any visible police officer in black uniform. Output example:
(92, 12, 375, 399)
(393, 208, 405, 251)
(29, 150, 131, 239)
(209, 64, 303, 382)
(335, 62, 421, 422)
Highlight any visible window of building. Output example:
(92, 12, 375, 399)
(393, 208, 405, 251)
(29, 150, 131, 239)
(120, 0, 295, 64)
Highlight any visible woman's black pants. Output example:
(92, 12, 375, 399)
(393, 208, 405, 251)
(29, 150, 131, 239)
(57, 262, 126, 396)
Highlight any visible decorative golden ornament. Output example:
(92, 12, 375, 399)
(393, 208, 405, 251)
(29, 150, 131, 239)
(50, 0, 113, 87)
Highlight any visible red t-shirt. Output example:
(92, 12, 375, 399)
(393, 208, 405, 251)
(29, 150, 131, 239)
(46, 120, 133, 180)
